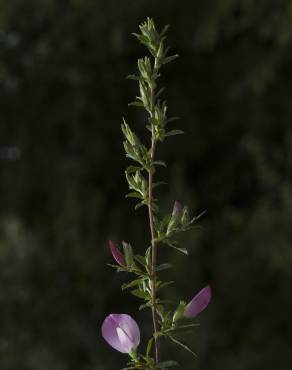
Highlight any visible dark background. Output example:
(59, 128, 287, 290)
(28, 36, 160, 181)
(1, 1, 292, 369)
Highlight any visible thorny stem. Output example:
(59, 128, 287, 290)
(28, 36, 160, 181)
(148, 87, 160, 365)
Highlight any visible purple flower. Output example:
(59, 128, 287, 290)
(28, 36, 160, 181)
(172, 200, 183, 216)
(109, 240, 125, 266)
(101, 314, 140, 353)
(184, 285, 212, 318)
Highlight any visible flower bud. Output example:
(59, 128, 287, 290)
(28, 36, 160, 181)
(109, 240, 125, 266)
(167, 200, 183, 235)
(172, 200, 182, 216)
(172, 301, 186, 323)
(184, 285, 212, 318)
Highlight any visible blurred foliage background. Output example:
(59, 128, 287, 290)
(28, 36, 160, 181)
(1, 1, 292, 369)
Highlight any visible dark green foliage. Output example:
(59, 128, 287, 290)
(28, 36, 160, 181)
(1, 1, 292, 369)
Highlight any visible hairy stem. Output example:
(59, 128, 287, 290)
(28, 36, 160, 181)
(148, 88, 160, 365)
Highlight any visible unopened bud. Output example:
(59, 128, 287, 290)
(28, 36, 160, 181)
(172, 200, 182, 216)
(172, 301, 186, 323)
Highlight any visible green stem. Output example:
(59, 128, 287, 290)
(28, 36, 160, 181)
(148, 87, 160, 365)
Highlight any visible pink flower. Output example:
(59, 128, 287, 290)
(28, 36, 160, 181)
(109, 240, 125, 266)
(101, 314, 141, 353)
(184, 285, 212, 318)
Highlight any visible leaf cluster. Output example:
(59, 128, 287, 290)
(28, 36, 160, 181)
(154, 209, 206, 255)
(123, 19, 183, 213)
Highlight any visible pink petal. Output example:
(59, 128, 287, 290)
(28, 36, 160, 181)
(184, 285, 212, 318)
(118, 314, 140, 349)
(116, 327, 134, 353)
(109, 240, 125, 266)
(101, 314, 140, 353)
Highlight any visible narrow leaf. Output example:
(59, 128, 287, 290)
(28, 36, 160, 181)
(156, 263, 173, 271)
(165, 129, 184, 137)
(164, 240, 188, 255)
(125, 192, 144, 199)
(190, 210, 207, 223)
(153, 160, 167, 167)
(164, 54, 179, 65)
(146, 338, 153, 357)
(139, 302, 152, 310)
(128, 101, 144, 107)
(126, 165, 142, 173)
(167, 117, 181, 124)
(135, 201, 146, 210)
(160, 24, 170, 36)
(134, 254, 146, 267)
(170, 245, 188, 255)
(157, 360, 179, 368)
(155, 87, 165, 99)
(122, 278, 145, 290)
(126, 74, 141, 81)
(169, 336, 198, 358)
(157, 281, 174, 290)
(131, 289, 149, 299)
(153, 181, 167, 188)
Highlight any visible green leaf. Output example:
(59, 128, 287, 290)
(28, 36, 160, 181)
(145, 247, 152, 269)
(126, 192, 144, 199)
(169, 245, 188, 255)
(128, 101, 144, 107)
(131, 289, 150, 299)
(155, 87, 165, 99)
(160, 24, 170, 36)
(163, 54, 179, 65)
(107, 263, 128, 272)
(167, 323, 200, 334)
(156, 304, 166, 320)
(139, 302, 152, 310)
(134, 254, 146, 267)
(132, 32, 149, 45)
(122, 278, 145, 290)
(157, 281, 174, 290)
(126, 74, 141, 81)
(165, 129, 184, 137)
(123, 242, 135, 267)
(167, 117, 181, 124)
(153, 181, 167, 188)
(157, 360, 179, 368)
(134, 201, 147, 210)
(164, 240, 188, 255)
(169, 336, 198, 358)
(160, 213, 172, 228)
(126, 165, 142, 173)
(156, 263, 173, 271)
(190, 210, 207, 223)
(153, 160, 167, 167)
(146, 338, 154, 357)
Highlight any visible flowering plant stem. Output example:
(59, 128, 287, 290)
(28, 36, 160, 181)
(101, 18, 212, 370)
(148, 100, 160, 364)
